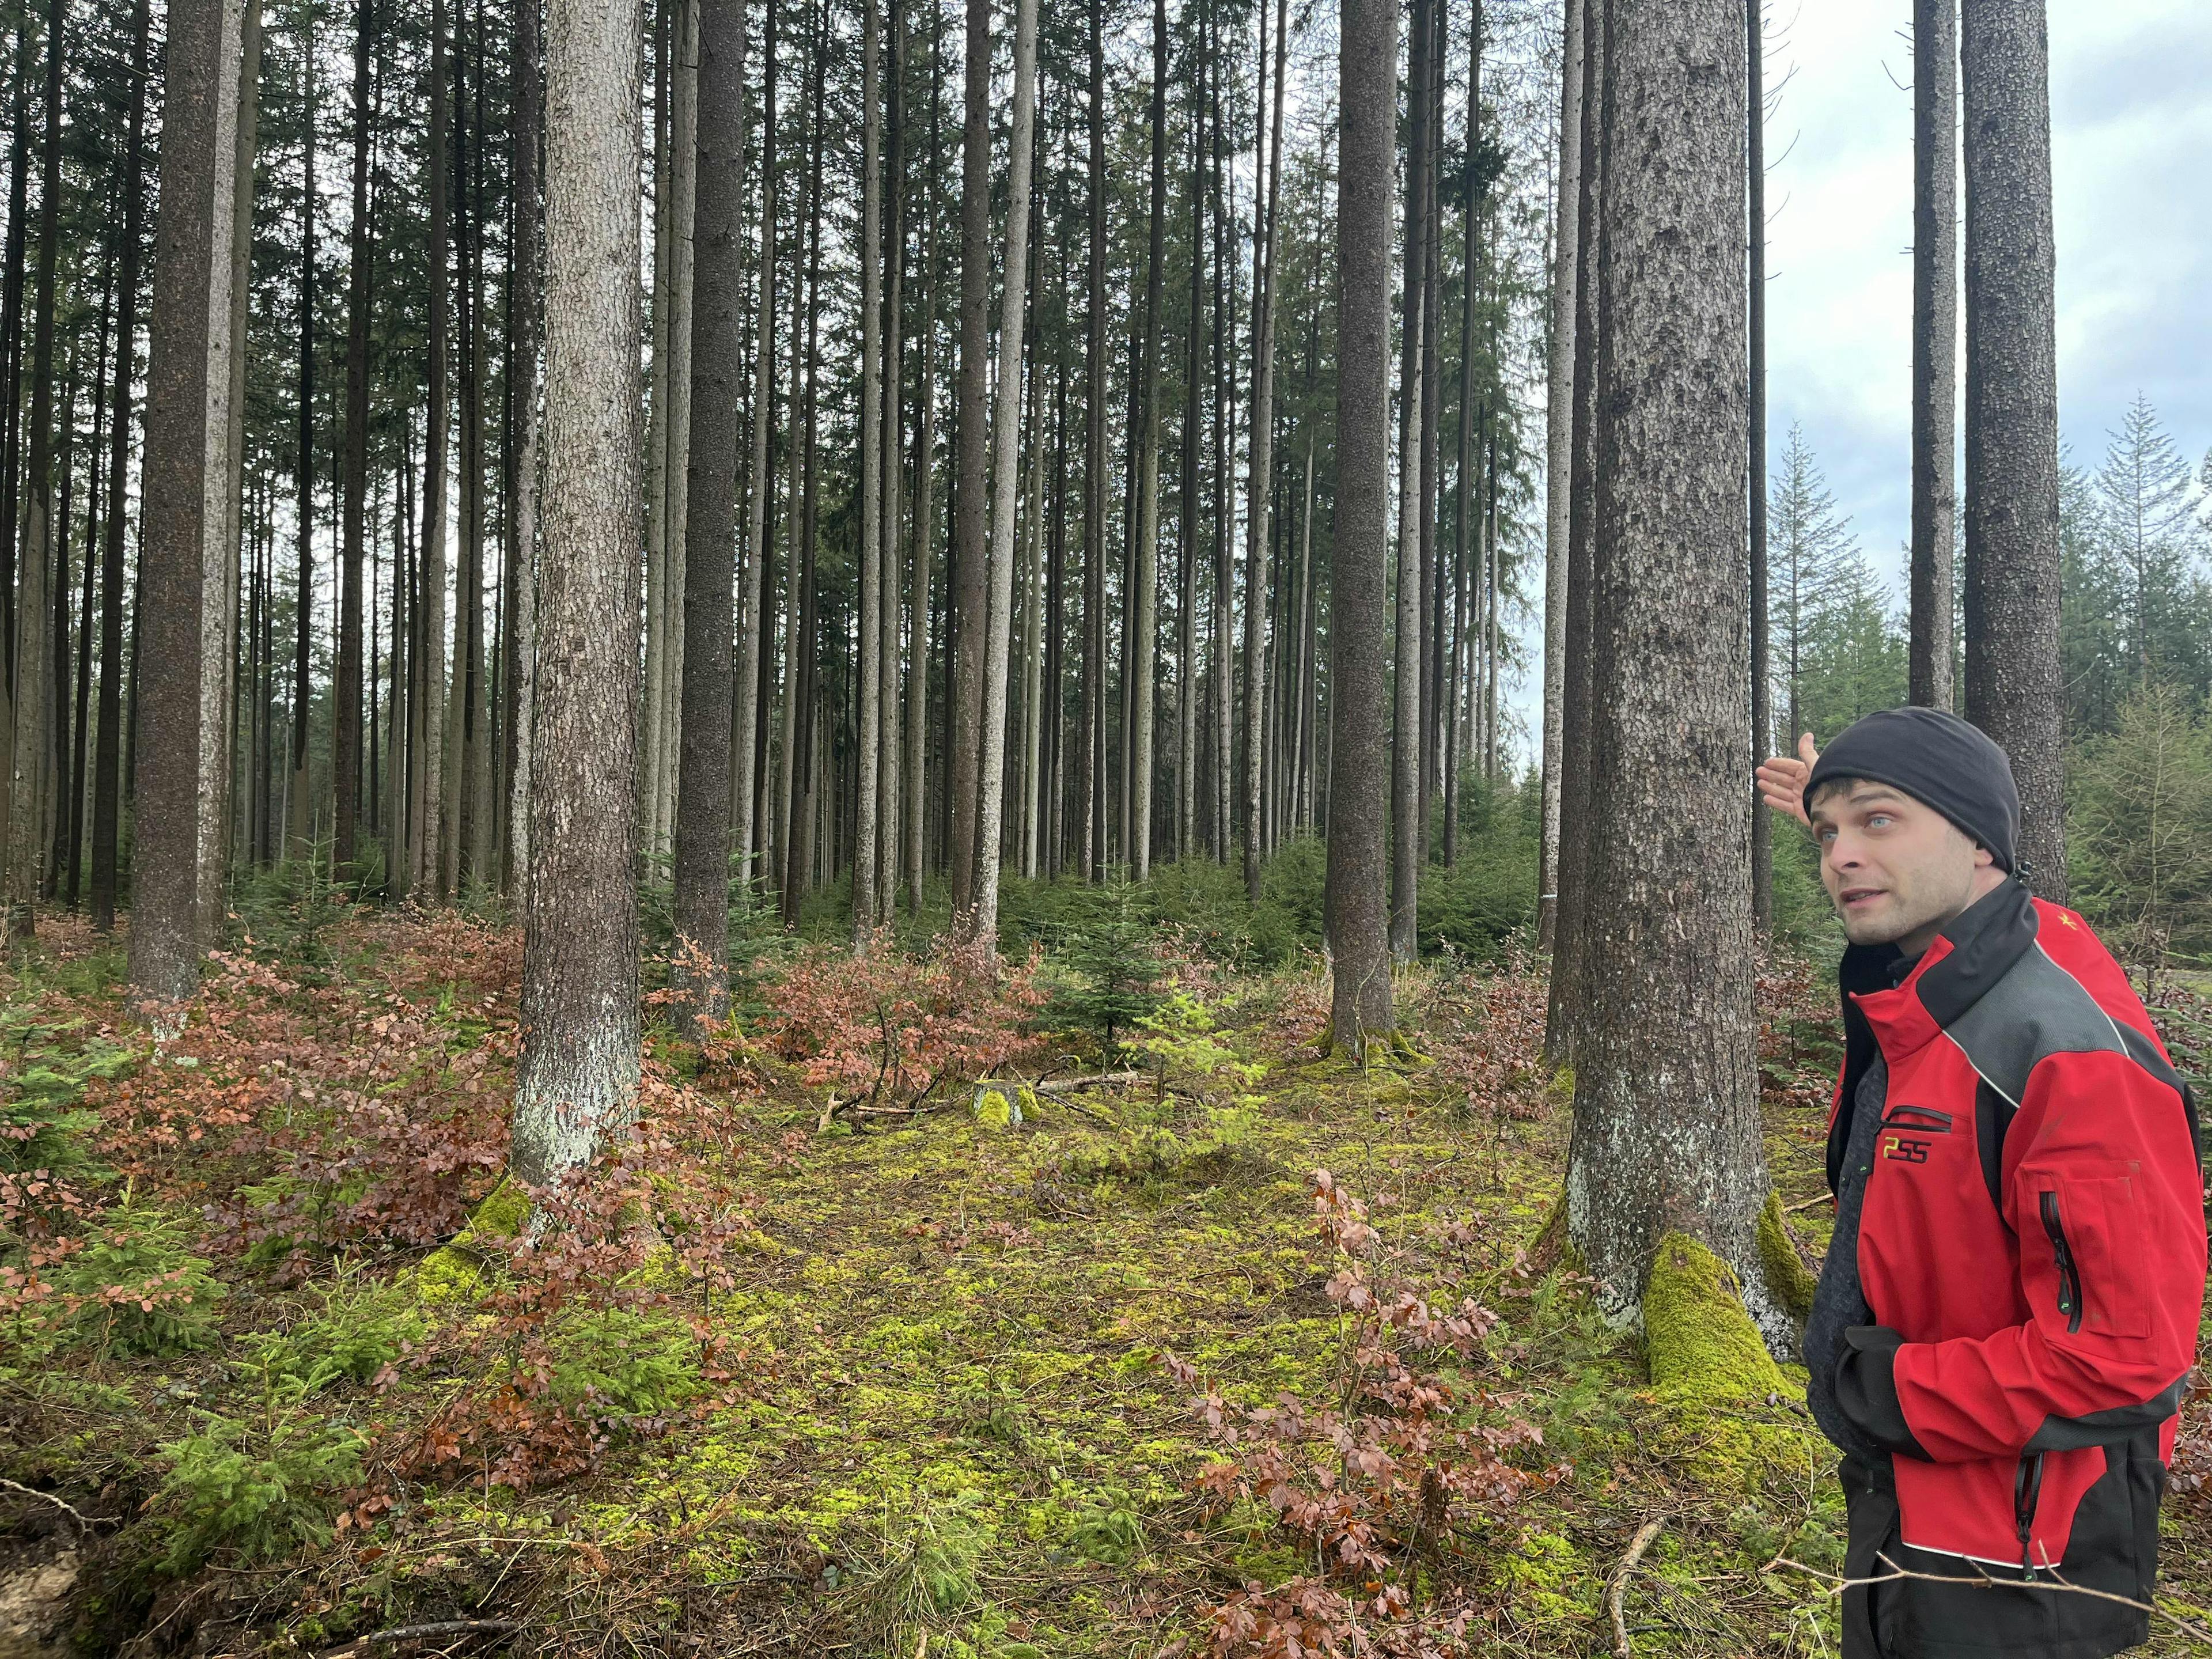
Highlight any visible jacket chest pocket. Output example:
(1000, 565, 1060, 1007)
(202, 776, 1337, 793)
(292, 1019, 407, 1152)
(2024, 1170, 2153, 1340)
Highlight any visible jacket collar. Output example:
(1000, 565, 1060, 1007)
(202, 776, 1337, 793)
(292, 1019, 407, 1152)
(1842, 877, 2040, 1061)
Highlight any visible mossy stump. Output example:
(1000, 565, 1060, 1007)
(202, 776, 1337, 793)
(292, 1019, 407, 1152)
(413, 1177, 531, 1304)
(1643, 1232, 1811, 1493)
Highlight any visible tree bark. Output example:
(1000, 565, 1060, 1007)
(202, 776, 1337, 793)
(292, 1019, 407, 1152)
(502, 0, 543, 900)
(1566, 0, 1779, 1341)
(904, 5, 940, 912)
(1387, 0, 1431, 963)
(1327, 0, 1397, 1053)
(946, 0, 990, 913)
(288, 7, 316, 863)
(733, 0, 776, 906)
(851, 0, 884, 940)
(510, 0, 645, 1189)
(410, 0, 450, 901)
(1543, 0, 1601, 1064)
(671, 0, 744, 1030)
(1243, 0, 1288, 903)
(1909, 0, 1957, 713)
(1079, 0, 1105, 881)
(1747, 0, 1770, 933)
(6, 0, 65, 940)
(1959, 0, 2061, 898)
(129, 0, 246, 1013)
(1126, 0, 1165, 882)
(969, 0, 1037, 948)
(334, 0, 374, 878)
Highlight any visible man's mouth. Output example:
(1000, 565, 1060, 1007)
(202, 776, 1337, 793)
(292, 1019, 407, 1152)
(1839, 887, 1887, 909)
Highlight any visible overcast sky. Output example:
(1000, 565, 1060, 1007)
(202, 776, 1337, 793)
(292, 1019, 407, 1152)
(1505, 1, 2212, 764)
(1764, 0, 2212, 579)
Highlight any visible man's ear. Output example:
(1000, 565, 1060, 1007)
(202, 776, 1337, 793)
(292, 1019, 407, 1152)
(1970, 840, 1994, 870)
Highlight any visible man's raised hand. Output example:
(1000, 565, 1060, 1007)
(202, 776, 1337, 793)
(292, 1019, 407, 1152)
(1756, 732, 1820, 828)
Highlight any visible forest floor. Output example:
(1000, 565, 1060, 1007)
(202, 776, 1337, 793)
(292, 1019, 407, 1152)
(1, 905, 2207, 1659)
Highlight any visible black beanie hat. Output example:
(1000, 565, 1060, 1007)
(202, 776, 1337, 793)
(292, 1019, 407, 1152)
(1801, 707, 2020, 873)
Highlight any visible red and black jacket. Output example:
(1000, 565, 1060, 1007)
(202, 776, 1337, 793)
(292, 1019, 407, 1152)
(1821, 879, 2205, 1657)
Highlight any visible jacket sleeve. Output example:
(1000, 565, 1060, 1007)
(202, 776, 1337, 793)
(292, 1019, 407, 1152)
(1886, 1046, 2207, 1464)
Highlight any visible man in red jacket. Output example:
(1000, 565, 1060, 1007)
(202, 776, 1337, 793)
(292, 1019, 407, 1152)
(1757, 707, 2204, 1659)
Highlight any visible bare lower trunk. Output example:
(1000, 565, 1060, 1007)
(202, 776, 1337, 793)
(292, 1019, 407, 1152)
(970, 0, 1038, 950)
(411, 0, 450, 901)
(1388, 0, 1430, 963)
(732, 0, 775, 904)
(851, 0, 883, 942)
(946, 0, 990, 914)
(1537, 0, 1580, 948)
(511, 0, 644, 1189)
(1327, 0, 1396, 1051)
(130, 0, 247, 1012)
(1960, 0, 2061, 897)
(1909, 0, 1957, 711)
(1566, 0, 1779, 1344)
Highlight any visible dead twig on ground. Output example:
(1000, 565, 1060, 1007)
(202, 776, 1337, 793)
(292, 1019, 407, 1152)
(0, 1476, 95, 1532)
(1608, 1516, 1666, 1657)
(1770, 1552, 2212, 1646)
(315, 1618, 525, 1658)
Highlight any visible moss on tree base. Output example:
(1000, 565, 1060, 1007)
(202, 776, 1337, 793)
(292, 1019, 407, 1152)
(412, 1177, 532, 1304)
(1756, 1190, 1820, 1321)
(1643, 1232, 1814, 1492)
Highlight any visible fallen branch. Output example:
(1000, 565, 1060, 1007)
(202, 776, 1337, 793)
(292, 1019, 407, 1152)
(316, 1619, 525, 1659)
(1608, 1516, 1666, 1657)
(1782, 1192, 1834, 1215)
(0, 1476, 94, 1532)
(1770, 1553, 2212, 1647)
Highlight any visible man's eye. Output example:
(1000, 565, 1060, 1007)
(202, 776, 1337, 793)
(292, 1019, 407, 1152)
(1867, 815, 1892, 829)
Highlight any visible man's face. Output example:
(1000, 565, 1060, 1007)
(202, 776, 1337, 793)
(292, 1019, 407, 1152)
(1807, 780, 1987, 951)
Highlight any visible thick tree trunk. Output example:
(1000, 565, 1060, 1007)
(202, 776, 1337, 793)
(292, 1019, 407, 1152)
(1909, 0, 1957, 712)
(128, 0, 246, 1013)
(1327, 0, 1396, 1052)
(1566, 0, 1779, 1342)
(1959, 0, 2061, 897)
(671, 0, 744, 1030)
(1126, 0, 1165, 882)
(509, 0, 645, 1189)
(969, 0, 1037, 949)
(6, 0, 65, 940)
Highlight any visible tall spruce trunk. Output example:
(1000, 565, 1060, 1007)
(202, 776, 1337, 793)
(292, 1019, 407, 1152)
(1539, 0, 1575, 946)
(904, 10, 939, 912)
(1747, 0, 1770, 931)
(732, 0, 775, 904)
(129, 0, 247, 1012)
(1242, 0, 1287, 902)
(1543, 0, 1601, 1063)
(502, 0, 543, 898)
(851, 0, 884, 940)
(289, 12, 317, 863)
(946, 0, 990, 914)
(1176, 63, 1201, 868)
(969, 0, 1037, 949)
(874, 0, 905, 918)
(410, 0, 450, 900)
(509, 0, 645, 1188)
(1387, 0, 1431, 963)
(1565, 0, 1779, 1340)
(209, 0, 259, 920)
(334, 0, 373, 877)
(1960, 0, 2061, 897)
(1909, 0, 1957, 711)
(671, 0, 745, 1028)
(1079, 0, 1105, 881)
(6, 0, 65, 940)
(1126, 0, 1166, 882)
(1327, 0, 1396, 1052)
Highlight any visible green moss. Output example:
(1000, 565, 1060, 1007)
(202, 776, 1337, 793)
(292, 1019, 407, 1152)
(469, 1177, 532, 1240)
(1757, 1191, 1819, 1320)
(411, 1179, 531, 1304)
(1643, 1232, 1811, 1492)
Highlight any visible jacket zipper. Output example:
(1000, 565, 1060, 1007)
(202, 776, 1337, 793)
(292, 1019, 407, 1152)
(2039, 1192, 2084, 1334)
(2014, 1451, 2046, 1575)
